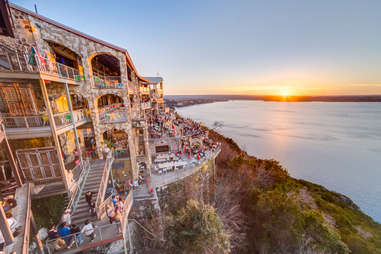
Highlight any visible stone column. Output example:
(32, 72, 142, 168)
(127, 125, 138, 180)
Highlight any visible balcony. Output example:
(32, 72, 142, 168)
(1, 109, 91, 139)
(99, 105, 128, 124)
(0, 46, 84, 85)
(93, 75, 125, 89)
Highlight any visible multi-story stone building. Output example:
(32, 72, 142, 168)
(0, 1, 153, 194)
(0, 1, 220, 253)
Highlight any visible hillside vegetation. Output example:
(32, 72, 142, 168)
(208, 129, 381, 254)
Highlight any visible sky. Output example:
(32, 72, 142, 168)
(11, 0, 381, 96)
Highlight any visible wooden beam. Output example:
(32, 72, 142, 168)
(0, 205, 14, 246)
(3, 134, 22, 186)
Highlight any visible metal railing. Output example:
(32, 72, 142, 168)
(73, 108, 91, 123)
(34, 55, 83, 82)
(99, 107, 128, 123)
(93, 75, 125, 89)
(1, 114, 47, 128)
(95, 153, 114, 218)
(45, 222, 122, 254)
(0, 108, 89, 130)
(0, 45, 84, 82)
(53, 112, 72, 127)
(66, 160, 90, 214)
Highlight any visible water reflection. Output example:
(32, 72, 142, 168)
(178, 100, 381, 222)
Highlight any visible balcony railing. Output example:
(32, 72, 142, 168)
(1, 114, 47, 128)
(0, 45, 84, 83)
(99, 106, 128, 123)
(1, 108, 89, 130)
(53, 112, 72, 127)
(93, 75, 125, 89)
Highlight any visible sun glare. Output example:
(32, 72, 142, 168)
(280, 89, 291, 97)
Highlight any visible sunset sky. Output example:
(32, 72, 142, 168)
(13, 0, 381, 96)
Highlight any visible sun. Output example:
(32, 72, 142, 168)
(280, 89, 291, 97)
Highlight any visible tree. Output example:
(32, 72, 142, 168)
(166, 199, 231, 254)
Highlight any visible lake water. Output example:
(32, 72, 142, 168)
(177, 100, 381, 222)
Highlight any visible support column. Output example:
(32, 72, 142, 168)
(127, 126, 138, 180)
(2, 131, 22, 186)
(64, 83, 84, 167)
(39, 79, 70, 191)
(88, 98, 103, 159)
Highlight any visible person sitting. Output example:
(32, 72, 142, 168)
(81, 220, 95, 242)
(48, 225, 60, 240)
(58, 222, 72, 248)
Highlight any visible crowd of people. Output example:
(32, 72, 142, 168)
(105, 195, 124, 234)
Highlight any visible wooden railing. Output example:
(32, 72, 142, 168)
(95, 153, 114, 218)
(4, 183, 31, 254)
(0, 160, 14, 182)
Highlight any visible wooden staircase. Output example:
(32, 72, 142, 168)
(70, 160, 106, 225)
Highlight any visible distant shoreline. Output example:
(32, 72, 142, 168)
(165, 94, 381, 108)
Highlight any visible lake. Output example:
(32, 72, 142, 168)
(177, 100, 381, 222)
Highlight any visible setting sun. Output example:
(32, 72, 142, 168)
(280, 89, 291, 97)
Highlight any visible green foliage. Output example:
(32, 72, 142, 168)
(166, 200, 231, 254)
(31, 194, 66, 228)
(247, 188, 349, 253)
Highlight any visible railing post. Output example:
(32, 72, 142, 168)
(24, 116, 29, 129)
(65, 66, 69, 78)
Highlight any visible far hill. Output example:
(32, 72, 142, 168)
(165, 94, 381, 107)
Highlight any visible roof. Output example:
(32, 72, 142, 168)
(9, 3, 149, 82)
(143, 77, 163, 84)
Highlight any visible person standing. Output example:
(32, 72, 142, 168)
(81, 220, 95, 242)
(89, 201, 96, 217)
(85, 191, 93, 206)
(61, 209, 71, 225)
